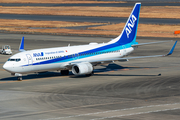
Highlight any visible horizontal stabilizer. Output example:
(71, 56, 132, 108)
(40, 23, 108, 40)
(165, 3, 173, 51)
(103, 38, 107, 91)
(131, 40, 173, 47)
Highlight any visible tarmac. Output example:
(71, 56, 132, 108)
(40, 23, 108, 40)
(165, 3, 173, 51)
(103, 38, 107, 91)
(0, 33, 180, 120)
(1, 14, 180, 25)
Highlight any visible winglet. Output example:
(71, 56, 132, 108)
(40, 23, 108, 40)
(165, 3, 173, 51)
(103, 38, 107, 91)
(19, 36, 25, 52)
(166, 41, 177, 56)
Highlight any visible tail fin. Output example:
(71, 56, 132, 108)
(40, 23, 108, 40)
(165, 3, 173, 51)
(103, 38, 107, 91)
(112, 3, 141, 45)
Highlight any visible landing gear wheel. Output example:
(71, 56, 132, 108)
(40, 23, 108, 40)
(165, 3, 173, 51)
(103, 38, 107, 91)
(61, 70, 69, 75)
(17, 76, 22, 81)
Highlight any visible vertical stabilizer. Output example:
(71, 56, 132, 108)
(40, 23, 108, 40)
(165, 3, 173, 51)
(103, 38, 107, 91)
(111, 3, 141, 45)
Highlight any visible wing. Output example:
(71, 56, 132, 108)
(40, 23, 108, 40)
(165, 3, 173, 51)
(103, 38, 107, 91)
(66, 41, 177, 67)
(88, 41, 177, 65)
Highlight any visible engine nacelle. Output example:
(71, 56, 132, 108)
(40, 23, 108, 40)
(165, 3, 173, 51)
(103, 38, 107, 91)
(72, 62, 93, 75)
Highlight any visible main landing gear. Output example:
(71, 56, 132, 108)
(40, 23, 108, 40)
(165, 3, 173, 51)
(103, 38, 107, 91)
(61, 70, 69, 75)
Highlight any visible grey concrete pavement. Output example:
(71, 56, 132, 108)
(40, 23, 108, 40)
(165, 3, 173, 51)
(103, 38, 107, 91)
(0, 33, 180, 120)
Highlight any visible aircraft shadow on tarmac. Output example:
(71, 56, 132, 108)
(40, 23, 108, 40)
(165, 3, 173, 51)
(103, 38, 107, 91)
(0, 63, 159, 80)
(71, 63, 160, 78)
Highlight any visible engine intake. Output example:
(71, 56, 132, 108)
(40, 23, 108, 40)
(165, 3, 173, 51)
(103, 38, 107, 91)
(72, 62, 93, 75)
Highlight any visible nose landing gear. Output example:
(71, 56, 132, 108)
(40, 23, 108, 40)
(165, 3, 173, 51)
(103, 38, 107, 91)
(12, 73, 23, 81)
(17, 76, 22, 81)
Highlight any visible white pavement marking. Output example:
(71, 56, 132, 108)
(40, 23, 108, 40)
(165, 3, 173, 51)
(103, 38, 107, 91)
(91, 108, 180, 120)
(39, 103, 180, 120)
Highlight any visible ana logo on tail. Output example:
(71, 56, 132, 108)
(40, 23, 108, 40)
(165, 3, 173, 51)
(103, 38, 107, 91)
(125, 14, 137, 38)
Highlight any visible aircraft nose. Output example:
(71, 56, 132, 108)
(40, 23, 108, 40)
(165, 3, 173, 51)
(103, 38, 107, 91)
(3, 62, 12, 72)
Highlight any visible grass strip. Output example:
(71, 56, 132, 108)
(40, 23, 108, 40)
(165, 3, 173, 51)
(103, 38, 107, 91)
(0, 0, 125, 4)
(0, 20, 180, 38)
(0, 19, 106, 28)
(0, 6, 180, 19)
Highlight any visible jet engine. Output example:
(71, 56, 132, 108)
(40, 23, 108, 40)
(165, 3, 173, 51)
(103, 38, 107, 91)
(72, 62, 93, 75)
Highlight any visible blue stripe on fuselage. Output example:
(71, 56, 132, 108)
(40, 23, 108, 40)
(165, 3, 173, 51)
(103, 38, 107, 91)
(22, 42, 133, 67)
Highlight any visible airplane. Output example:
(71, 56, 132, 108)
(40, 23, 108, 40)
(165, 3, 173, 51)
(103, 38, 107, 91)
(3, 3, 177, 80)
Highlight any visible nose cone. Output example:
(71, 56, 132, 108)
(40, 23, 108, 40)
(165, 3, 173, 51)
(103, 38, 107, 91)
(3, 62, 12, 72)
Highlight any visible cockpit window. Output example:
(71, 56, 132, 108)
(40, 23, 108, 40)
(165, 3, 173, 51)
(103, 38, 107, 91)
(8, 58, 21, 62)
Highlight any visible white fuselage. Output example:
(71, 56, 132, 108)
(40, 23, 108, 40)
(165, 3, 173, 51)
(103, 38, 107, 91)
(3, 42, 134, 74)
